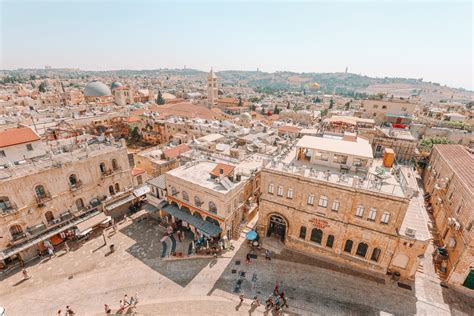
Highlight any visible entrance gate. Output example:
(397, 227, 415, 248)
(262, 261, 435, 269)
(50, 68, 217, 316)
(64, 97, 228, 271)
(266, 214, 287, 242)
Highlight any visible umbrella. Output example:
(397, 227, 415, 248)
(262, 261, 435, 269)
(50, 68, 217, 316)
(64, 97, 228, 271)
(246, 230, 258, 241)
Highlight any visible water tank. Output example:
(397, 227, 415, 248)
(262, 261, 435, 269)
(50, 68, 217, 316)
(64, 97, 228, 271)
(383, 148, 395, 168)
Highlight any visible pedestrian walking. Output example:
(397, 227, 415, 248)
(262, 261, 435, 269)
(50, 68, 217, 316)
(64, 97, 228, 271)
(102, 232, 107, 246)
(251, 296, 260, 307)
(57, 309, 63, 316)
(22, 269, 30, 280)
(65, 305, 75, 315)
(265, 249, 271, 261)
(64, 242, 70, 253)
(273, 284, 279, 296)
(239, 292, 244, 304)
(123, 294, 130, 306)
(119, 300, 125, 312)
(133, 292, 139, 307)
(104, 304, 111, 315)
(246, 253, 251, 264)
(37, 249, 43, 259)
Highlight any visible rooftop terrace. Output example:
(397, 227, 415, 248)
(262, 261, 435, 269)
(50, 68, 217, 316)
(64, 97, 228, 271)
(266, 145, 409, 198)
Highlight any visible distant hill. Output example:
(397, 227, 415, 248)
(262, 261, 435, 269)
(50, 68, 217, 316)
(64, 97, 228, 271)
(2, 68, 472, 103)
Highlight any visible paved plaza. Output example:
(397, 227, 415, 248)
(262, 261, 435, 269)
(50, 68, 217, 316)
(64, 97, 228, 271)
(0, 216, 473, 315)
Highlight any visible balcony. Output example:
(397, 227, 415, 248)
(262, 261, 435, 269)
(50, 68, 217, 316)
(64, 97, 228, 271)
(101, 167, 122, 178)
(36, 193, 52, 207)
(69, 179, 83, 191)
(0, 202, 19, 216)
(10, 232, 27, 244)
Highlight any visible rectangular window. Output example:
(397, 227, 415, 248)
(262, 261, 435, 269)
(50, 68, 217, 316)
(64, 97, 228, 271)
(315, 151, 329, 161)
(318, 196, 328, 208)
(0, 150, 5, 157)
(333, 154, 348, 165)
(368, 208, 377, 221)
(268, 184, 274, 194)
(26, 144, 33, 151)
(307, 194, 314, 205)
(381, 212, 390, 224)
(277, 186, 283, 197)
(287, 188, 293, 199)
(355, 205, 364, 217)
(331, 200, 340, 212)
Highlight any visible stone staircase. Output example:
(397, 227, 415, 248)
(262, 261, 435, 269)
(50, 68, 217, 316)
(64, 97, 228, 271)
(262, 237, 285, 255)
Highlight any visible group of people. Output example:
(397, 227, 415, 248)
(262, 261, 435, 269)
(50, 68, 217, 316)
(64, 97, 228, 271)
(114, 293, 139, 314)
(56, 305, 75, 315)
(265, 284, 289, 313)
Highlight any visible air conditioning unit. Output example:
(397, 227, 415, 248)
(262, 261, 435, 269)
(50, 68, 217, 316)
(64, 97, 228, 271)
(405, 227, 416, 238)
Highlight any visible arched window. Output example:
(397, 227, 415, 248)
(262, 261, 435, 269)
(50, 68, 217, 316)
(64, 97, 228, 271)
(0, 196, 13, 212)
(209, 201, 217, 213)
(194, 196, 202, 207)
(109, 185, 115, 195)
(182, 191, 189, 202)
(370, 248, 381, 262)
(99, 162, 107, 174)
(45, 211, 54, 223)
(75, 198, 85, 210)
(69, 174, 78, 187)
(111, 159, 119, 170)
(356, 242, 368, 258)
(326, 235, 334, 248)
(35, 185, 46, 198)
(115, 183, 120, 192)
(10, 224, 23, 239)
(344, 240, 353, 253)
(193, 212, 203, 220)
(299, 226, 306, 240)
(310, 228, 323, 244)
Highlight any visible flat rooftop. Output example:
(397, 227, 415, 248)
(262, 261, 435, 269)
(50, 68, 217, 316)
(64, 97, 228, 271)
(0, 142, 125, 181)
(167, 161, 247, 193)
(297, 135, 374, 159)
(267, 147, 408, 198)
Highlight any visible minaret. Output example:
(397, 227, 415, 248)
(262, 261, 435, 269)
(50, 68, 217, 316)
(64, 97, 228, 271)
(207, 68, 218, 108)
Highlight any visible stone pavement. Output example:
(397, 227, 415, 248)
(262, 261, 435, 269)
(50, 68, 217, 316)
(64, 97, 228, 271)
(1, 215, 474, 315)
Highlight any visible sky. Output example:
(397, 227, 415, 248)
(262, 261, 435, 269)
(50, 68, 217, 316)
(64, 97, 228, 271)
(1, 1, 473, 90)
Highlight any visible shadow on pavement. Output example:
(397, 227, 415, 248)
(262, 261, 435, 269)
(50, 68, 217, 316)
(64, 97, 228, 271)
(212, 240, 418, 315)
(119, 219, 211, 287)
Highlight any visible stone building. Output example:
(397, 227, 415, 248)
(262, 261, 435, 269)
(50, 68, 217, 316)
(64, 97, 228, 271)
(423, 145, 474, 290)
(207, 68, 218, 108)
(0, 127, 47, 165)
(372, 127, 418, 163)
(257, 135, 430, 280)
(150, 159, 261, 239)
(359, 99, 416, 126)
(0, 137, 133, 265)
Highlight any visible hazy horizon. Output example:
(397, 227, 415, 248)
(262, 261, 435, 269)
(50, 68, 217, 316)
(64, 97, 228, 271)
(1, 1, 472, 90)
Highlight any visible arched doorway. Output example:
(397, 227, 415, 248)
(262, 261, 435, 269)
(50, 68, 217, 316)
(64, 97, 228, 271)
(266, 214, 287, 242)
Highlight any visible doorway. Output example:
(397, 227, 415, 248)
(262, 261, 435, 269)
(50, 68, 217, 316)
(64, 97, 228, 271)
(266, 214, 287, 242)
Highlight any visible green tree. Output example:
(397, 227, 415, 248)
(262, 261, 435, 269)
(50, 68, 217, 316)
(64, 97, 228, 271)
(274, 105, 280, 115)
(238, 96, 243, 107)
(320, 109, 328, 117)
(156, 90, 165, 105)
(466, 101, 474, 109)
(329, 98, 334, 109)
(419, 137, 450, 151)
(130, 126, 141, 142)
(344, 102, 350, 110)
(38, 82, 47, 93)
(251, 104, 256, 111)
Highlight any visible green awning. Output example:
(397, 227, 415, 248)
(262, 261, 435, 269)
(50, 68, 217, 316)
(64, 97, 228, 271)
(162, 203, 222, 237)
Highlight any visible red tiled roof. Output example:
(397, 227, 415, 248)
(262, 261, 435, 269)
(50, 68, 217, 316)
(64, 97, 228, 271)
(128, 116, 141, 123)
(0, 127, 40, 148)
(210, 163, 235, 178)
(434, 145, 474, 193)
(132, 167, 145, 176)
(162, 144, 191, 159)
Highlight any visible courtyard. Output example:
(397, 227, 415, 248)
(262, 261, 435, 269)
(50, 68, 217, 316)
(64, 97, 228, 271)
(0, 215, 473, 315)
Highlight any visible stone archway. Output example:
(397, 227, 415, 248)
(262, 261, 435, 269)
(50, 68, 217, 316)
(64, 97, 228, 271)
(266, 213, 287, 242)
